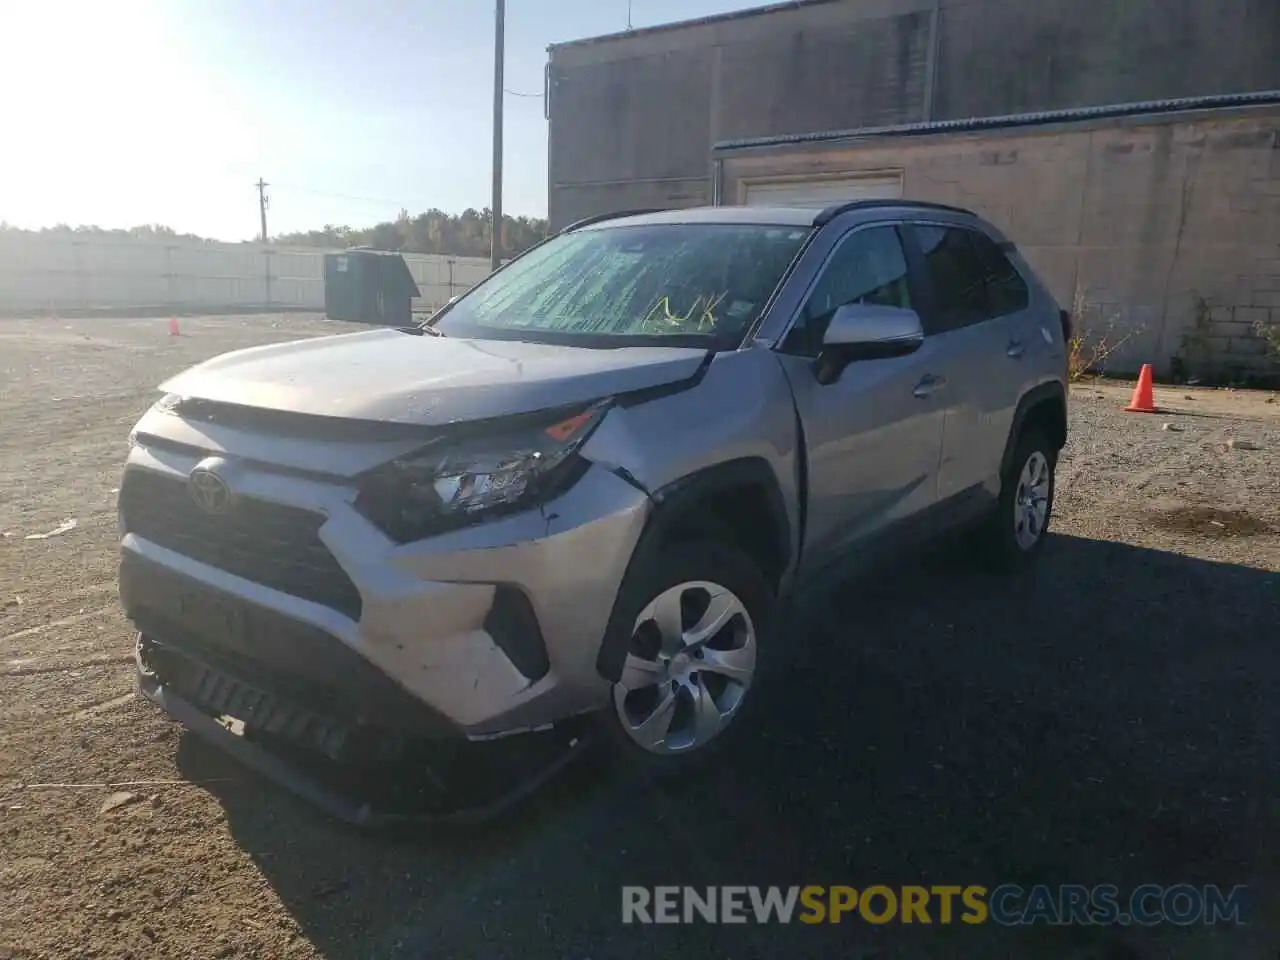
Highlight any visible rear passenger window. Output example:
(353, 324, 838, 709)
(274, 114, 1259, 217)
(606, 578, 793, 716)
(783, 226, 911, 356)
(969, 231, 1029, 317)
(915, 225, 1029, 331)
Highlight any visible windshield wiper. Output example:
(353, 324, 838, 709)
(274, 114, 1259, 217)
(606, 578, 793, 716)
(398, 323, 445, 337)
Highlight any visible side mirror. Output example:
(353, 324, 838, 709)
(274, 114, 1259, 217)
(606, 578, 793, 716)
(815, 303, 924, 385)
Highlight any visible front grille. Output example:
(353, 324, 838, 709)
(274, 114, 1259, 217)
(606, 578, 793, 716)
(119, 468, 363, 620)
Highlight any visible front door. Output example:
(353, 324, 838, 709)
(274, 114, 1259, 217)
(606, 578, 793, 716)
(772, 224, 946, 581)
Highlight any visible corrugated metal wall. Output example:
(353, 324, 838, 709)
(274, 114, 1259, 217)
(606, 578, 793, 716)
(0, 234, 492, 315)
(713, 9, 932, 141)
(547, 0, 1280, 228)
(933, 0, 1280, 119)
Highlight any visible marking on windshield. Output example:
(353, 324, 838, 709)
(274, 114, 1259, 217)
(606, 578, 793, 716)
(640, 291, 729, 332)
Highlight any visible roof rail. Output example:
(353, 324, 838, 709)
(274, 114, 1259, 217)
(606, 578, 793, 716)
(558, 209, 662, 234)
(813, 198, 974, 226)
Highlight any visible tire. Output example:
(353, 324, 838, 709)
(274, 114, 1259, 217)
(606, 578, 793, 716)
(980, 425, 1057, 572)
(598, 540, 775, 778)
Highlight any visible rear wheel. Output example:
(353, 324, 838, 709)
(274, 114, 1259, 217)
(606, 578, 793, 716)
(601, 541, 773, 776)
(981, 426, 1056, 571)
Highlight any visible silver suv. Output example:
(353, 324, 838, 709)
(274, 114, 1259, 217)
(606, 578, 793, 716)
(118, 201, 1069, 824)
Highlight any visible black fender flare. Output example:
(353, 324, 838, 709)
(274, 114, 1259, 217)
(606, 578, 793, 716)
(999, 381, 1068, 480)
(594, 457, 791, 683)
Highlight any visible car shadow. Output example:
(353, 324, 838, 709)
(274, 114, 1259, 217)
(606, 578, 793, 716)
(178, 532, 1280, 959)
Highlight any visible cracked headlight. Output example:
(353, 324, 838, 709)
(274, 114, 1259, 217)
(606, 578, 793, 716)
(354, 401, 610, 542)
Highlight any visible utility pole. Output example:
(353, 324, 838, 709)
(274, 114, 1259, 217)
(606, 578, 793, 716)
(490, 0, 505, 272)
(255, 178, 270, 243)
(256, 178, 272, 307)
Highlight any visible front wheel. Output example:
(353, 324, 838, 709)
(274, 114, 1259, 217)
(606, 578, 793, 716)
(600, 541, 774, 776)
(981, 426, 1057, 571)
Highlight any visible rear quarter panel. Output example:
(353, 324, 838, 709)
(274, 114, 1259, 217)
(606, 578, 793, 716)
(1005, 246, 1070, 402)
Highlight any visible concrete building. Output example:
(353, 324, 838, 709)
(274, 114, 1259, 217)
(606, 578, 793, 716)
(546, 0, 1280, 380)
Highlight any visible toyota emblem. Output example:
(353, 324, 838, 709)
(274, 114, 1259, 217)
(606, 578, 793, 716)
(188, 466, 232, 514)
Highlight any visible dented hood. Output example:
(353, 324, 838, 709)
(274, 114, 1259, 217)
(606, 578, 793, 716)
(160, 328, 708, 425)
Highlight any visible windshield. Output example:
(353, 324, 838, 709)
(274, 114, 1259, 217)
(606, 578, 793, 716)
(433, 222, 811, 347)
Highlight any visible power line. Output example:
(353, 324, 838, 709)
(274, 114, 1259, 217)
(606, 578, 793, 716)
(504, 88, 542, 98)
(271, 183, 430, 209)
(255, 180, 546, 223)
(274, 182, 525, 213)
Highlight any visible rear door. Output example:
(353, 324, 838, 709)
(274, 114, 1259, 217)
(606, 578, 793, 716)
(772, 224, 946, 580)
(902, 223, 1030, 503)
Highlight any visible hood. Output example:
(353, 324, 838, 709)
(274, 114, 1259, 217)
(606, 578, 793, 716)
(160, 329, 709, 425)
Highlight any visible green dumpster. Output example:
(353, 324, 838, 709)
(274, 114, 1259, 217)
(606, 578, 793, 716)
(323, 248, 421, 326)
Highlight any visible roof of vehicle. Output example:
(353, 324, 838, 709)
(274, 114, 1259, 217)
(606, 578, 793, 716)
(568, 206, 819, 230)
(563, 200, 979, 233)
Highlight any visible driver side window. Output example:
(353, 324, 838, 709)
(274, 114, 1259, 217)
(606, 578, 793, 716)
(782, 226, 912, 356)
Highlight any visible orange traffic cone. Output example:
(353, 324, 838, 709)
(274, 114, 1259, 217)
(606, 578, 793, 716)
(168, 316, 180, 337)
(1124, 363, 1157, 413)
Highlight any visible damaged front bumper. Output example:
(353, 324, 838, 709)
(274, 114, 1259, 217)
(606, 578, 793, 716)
(115, 457, 651, 823)
(135, 631, 593, 826)
(118, 428, 652, 739)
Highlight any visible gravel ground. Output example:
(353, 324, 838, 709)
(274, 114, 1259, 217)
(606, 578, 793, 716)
(1, 315, 1278, 960)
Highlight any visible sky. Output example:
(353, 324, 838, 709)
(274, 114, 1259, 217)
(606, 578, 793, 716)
(0, 0, 765, 241)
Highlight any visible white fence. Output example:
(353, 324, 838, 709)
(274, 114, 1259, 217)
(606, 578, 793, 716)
(0, 232, 493, 315)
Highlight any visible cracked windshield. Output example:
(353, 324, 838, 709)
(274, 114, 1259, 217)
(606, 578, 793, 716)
(436, 223, 810, 341)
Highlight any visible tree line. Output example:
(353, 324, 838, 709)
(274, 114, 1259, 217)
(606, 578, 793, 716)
(0, 223, 216, 243)
(275, 208, 549, 259)
(1, 208, 550, 259)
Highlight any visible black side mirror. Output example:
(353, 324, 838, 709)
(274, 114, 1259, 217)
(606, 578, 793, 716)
(814, 304, 925, 385)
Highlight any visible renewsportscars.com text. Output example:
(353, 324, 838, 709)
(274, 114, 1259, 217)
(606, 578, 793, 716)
(621, 884, 1250, 926)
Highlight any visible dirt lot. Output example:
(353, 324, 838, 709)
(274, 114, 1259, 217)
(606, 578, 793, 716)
(1, 314, 1278, 960)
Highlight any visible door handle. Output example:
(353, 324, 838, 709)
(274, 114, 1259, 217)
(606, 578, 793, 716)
(913, 374, 946, 398)
(1006, 340, 1025, 359)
